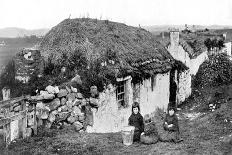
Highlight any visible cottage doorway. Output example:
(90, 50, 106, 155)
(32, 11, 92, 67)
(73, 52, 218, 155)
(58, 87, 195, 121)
(169, 69, 177, 110)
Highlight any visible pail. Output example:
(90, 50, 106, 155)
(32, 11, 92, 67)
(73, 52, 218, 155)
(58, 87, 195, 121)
(121, 126, 135, 146)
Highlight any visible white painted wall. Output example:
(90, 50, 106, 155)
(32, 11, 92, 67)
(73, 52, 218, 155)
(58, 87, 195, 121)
(136, 72, 170, 115)
(190, 51, 208, 75)
(87, 72, 170, 133)
(177, 69, 191, 104)
(87, 78, 133, 133)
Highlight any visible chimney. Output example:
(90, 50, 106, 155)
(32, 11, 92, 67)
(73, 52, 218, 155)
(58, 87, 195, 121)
(170, 29, 179, 48)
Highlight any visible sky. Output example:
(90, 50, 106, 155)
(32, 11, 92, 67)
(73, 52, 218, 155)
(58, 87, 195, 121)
(0, 0, 231, 29)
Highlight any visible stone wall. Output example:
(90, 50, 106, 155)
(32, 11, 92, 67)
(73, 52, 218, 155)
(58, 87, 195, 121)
(177, 69, 191, 104)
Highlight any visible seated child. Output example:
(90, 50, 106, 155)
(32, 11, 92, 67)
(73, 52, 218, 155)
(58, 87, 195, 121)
(162, 106, 182, 143)
(128, 102, 144, 142)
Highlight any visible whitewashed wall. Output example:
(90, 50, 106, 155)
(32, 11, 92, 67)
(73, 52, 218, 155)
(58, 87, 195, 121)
(87, 77, 133, 133)
(177, 69, 191, 104)
(135, 72, 170, 115)
(222, 42, 232, 57)
(190, 51, 208, 75)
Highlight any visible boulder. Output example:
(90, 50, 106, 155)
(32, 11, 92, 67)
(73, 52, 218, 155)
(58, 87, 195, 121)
(46, 98, 61, 111)
(48, 113, 56, 123)
(66, 100, 74, 109)
(73, 121, 83, 131)
(42, 92, 55, 100)
(36, 101, 45, 109)
(89, 97, 99, 107)
(54, 86, 59, 94)
(78, 113, 85, 122)
(76, 93, 83, 99)
(60, 105, 68, 112)
(56, 112, 70, 122)
(81, 99, 87, 106)
(60, 97, 67, 105)
(66, 93, 76, 102)
(71, 106, 82, 116)
(71, 74, 82, 85)
(73, 99, 82, 106)
(71, 86, 78, 93)
(40, 110, 49, 119)
(57, 89, 68, 98)
(67, 115, 78, 124)
(65, 86, 72, 93)
(45, 85, 56, 94)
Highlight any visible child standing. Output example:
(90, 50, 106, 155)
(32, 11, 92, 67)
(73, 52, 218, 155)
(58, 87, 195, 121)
(128, 102, 144, 142)
(162, 106, 182, 143)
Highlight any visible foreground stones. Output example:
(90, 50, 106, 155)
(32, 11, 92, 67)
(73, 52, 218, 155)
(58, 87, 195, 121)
(34, 85, 99, 132)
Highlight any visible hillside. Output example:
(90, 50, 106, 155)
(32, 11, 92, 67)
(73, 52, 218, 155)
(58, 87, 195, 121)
(0, 27, 49, 38)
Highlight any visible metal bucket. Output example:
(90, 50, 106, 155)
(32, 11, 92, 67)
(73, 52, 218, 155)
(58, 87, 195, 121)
(121, 126, 135, 146)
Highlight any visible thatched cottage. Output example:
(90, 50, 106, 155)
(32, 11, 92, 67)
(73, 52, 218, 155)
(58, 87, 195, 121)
(40, 18, 190, 133)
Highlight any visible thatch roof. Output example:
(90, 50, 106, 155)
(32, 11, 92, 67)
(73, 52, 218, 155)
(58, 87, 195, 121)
(39, 18, 174, 78)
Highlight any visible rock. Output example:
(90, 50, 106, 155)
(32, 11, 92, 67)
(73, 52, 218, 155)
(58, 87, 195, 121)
(40, 90, 48, 95)
(67, 115, 78, 124)
(60, 97, 67, 105)
(31, 95, 43, 101)
(41, 91, 55, 100)
(72, 106, 82, 116)
(66, 93, 76, 102)
(78, 113, 85, 122)
(48, 113, 56, 123)
(56, 112, 69, 122)
(71, 86, 78, 93)
(13, 105, 22, 112)
(89, 97, 99, 107)
(73, 121, 83, 131)
(51, 110, 58, 115)
(40, 110, 49, 119)
(73, 99, 82, 106)
(57, 89, 68, 98)
(71, 74, 82, 85)
(36, 101, 45, 109)
(46, 98, 61, 111)
(66, 100, 74, 109)
(65, 86, 72, 93)
(60, 105, 69, 112)
(81, 99, 87, 106)
(58, 107, 62, 112)
(76, 93, 83, 99)
(54, 86, 59, 94)
(86, 125, 94, 133)
(90, 86, 99, 98)
(45, 85, 56, 94)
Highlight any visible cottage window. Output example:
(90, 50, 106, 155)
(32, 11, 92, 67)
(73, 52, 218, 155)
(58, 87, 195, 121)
(116, 81, 126, 107)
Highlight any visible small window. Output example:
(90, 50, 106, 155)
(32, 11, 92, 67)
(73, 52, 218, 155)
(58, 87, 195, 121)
(116, 81, 126, 107)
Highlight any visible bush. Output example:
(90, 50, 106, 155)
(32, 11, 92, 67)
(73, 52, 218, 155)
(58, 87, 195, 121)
(193, 53, 232, 88)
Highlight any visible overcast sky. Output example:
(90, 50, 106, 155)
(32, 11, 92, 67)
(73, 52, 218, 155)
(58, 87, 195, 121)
(0, 0, 231, 29)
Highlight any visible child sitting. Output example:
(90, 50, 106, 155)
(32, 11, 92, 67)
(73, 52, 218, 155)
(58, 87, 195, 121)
(162, 106, 182, 143)
(128, 102, 144, 142)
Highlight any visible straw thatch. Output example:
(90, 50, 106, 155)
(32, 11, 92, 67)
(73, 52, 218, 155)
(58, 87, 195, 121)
(39, 18, 174, 79)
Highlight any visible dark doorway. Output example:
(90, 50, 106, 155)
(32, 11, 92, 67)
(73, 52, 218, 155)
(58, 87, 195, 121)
(169, 69, 177, 110)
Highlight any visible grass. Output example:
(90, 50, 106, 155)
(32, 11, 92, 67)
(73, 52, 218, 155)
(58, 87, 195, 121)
(1, 85, 232, 155)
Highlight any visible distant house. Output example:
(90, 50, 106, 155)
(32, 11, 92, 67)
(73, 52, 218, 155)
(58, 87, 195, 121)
(221, 33, 232, 57)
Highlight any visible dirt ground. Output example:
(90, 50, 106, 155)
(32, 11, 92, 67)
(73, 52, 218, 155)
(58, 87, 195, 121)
(1, 86, 232, 155)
